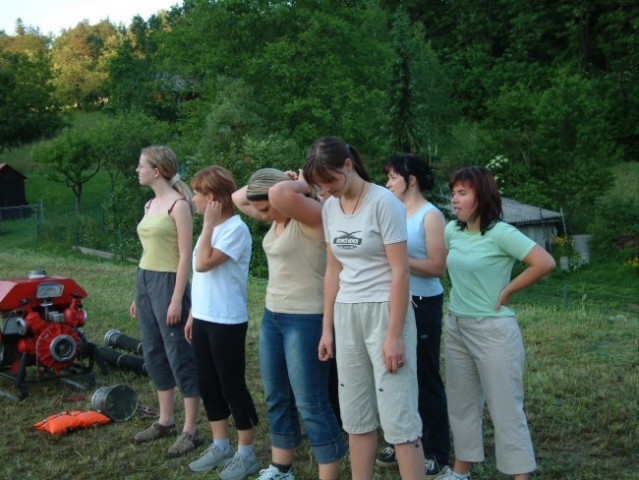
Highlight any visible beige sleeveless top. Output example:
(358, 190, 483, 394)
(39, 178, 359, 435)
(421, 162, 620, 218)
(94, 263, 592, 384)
(137, 199, 183, 272)
(262, 219, 325, 314)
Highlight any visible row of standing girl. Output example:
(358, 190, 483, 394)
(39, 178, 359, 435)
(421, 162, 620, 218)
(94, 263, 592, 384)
(129, 138, 555, 480)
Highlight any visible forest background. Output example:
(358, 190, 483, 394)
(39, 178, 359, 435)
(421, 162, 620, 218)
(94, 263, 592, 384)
(1, 0, 637, 269)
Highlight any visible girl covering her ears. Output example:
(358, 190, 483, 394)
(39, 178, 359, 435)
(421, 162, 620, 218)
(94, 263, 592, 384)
(232, 168, 346, 480)
(303, 136, 425, 480)
(185, 165, 259, 480)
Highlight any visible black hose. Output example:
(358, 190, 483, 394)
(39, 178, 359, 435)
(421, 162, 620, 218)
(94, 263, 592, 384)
(103, 329, 144, 355)
(97, 347, 148, 376)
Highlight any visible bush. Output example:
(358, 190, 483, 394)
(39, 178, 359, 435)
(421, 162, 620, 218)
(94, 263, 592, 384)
(588, 163, 639, 261)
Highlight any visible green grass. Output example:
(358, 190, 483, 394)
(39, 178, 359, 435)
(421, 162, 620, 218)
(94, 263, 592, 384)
(1, 132, 637, 478)
(0, 246, 636, 480)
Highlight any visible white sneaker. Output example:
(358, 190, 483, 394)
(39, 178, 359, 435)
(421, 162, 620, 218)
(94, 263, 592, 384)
(188, 444, 233, 472)
(256, 464, 296, 480)
(219, 452, 259, 480)
(434, 466, 471, 480)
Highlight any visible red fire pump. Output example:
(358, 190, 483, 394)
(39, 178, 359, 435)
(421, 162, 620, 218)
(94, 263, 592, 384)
(0, 270, 103, 400)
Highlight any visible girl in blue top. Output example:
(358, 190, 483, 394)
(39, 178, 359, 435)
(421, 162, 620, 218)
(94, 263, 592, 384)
(438, 166, 555, 480)
(383, 154, 450, 478)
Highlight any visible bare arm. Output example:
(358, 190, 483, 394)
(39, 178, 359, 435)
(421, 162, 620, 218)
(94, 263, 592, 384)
(496, 244, 556, 310)
(232, 185, 264, 220)
(269, 177, 323, 238)
(408, 209, 447, 277)
(168, 199, 193, 326)
(383, 241, 411, 373)
(194, 201, 230, 272)
(318, 245, 342, 361)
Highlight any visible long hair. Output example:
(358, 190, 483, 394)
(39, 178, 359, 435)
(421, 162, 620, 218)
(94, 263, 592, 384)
(383, 153, 435, 195)
(449, 165, 502, 234)
(190, 166, 236, 216)
(141, 146, 193, 202)
(303, 136, 371, 187)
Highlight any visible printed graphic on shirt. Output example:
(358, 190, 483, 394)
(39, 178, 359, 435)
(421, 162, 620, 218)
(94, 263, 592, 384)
(333, 230, 363, 249)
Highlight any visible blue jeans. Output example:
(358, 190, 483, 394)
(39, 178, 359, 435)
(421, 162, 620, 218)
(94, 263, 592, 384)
(259, 309, 346, 464)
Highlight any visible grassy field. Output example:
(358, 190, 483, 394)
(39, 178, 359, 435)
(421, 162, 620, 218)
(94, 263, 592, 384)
(0, 245, 636, 479)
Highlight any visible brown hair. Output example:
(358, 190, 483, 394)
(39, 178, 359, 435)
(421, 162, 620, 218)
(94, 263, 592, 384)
(190, 166, 236, 216)
(449, 165, 502, 234)
(302, 136, 371, 187)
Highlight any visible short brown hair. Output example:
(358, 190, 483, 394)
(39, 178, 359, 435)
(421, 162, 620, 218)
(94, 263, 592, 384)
(190, 166, 236, 215)
(449, 165, 502, 234)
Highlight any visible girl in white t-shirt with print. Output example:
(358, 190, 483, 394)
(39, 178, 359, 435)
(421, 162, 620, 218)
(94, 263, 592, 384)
(303, 136, 425, 480)
(185, 166, 259, 480)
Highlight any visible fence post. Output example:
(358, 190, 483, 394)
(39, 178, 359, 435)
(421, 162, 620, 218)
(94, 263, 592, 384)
(36, 200, 44, 239)
(562, 283, 570, 309)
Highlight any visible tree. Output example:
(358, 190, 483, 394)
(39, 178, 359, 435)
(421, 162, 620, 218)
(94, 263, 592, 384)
(106, 38, 152, 114)
(245, 1, 392, 158)
(51, 20, 121, 109)
(482, 70, 620, 231)
(386, 9, 457, 156)
(30, 127, 105, 214)
(0, 50, 64, 149)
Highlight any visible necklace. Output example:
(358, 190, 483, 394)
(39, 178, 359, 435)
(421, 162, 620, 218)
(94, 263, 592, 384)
(340, 179, 367, 215)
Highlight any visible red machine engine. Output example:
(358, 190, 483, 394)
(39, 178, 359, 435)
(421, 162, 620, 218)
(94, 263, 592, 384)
(0, 270, 100, 400)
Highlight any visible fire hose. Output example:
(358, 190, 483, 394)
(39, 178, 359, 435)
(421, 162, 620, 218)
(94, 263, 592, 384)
(100, 329, 147, 376)
(104, 329, 143, 355)
(97, 347, 148, 376)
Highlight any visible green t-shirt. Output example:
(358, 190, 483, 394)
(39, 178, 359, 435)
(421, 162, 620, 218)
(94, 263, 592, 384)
(445, 220, 536, 318)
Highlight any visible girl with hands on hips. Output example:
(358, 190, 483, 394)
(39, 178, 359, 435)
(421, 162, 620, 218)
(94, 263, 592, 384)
(440, 166, 555, 480)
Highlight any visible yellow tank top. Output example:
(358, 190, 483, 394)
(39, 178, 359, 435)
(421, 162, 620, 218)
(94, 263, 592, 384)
(137, 201, 182, 272)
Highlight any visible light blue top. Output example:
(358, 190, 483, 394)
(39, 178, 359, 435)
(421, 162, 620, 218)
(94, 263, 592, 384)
(407, 203, 444, 297)
(445, 220, 536, 318)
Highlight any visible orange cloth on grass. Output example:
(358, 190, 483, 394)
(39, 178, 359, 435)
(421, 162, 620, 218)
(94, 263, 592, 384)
(34, 410, 111, 435)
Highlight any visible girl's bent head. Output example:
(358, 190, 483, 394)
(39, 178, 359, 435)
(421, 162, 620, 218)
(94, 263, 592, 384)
(246, 168, 289, 201)
(303, 136, 371, 187)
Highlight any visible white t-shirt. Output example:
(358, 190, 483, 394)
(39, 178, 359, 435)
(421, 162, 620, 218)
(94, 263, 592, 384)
(323, 183, 407, 303)
(191, 215, 252, 324)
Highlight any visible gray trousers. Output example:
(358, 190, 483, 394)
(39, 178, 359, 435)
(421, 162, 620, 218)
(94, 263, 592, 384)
(135, 269, 199, 397)
(444, 313, 536, 475)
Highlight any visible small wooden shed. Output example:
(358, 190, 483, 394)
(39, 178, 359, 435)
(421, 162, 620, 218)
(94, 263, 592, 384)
(501, 197, 562, 250)
(0, 163, 28, 220)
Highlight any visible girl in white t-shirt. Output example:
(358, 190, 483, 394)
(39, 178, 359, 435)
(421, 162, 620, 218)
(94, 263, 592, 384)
(303, 136, 425, 480)
(185, 166, 259, 480)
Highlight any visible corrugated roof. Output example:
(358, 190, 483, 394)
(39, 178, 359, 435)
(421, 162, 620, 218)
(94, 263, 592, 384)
(441, 197, 562, 226)
(501, 198, 562, 226)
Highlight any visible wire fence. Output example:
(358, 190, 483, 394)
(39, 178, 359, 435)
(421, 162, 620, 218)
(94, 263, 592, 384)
(0, 203, 43, 236)
(2, 203, 638, 317)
